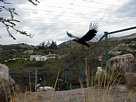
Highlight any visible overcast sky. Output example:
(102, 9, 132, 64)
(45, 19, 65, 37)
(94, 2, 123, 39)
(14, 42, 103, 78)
(0, 0, 136, 45)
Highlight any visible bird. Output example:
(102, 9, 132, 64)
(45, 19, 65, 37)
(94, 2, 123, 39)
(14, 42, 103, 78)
(67, 23, 98, 47)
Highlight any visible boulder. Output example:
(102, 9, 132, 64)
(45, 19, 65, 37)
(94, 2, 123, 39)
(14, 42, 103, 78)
(107, 53, 135, 73)
(125, 73, 136, 90)
(0, 64, 9, 80)
(0, 64, 15, 102)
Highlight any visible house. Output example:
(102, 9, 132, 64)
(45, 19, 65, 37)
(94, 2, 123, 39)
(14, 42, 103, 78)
(46, 52, 56, 59)
(30, 52, 57, 61)
(30, 55, 48, 61)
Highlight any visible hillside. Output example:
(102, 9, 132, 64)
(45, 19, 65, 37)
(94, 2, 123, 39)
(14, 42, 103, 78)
(0, 34, 136, 90)
(109, 33, 136, 41)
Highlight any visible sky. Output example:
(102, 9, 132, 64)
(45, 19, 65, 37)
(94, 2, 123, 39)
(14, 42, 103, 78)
(0, 0, 136, 45)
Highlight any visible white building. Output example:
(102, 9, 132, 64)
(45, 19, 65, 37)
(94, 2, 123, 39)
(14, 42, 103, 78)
(30, 53, 56, 61)
(46, 53, 56, 59)
(30, 55, 48, 61)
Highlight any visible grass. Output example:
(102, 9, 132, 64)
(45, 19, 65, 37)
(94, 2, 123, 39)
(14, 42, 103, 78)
(9, 87, 136, 102)
(8, 68, 136, 102)
(0, 65, 135, 102)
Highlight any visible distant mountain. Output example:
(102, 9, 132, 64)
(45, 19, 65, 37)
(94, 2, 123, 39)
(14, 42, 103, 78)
(58, 40, 76, 48)
(59, 33, 136, 47)
(0, 43, 34, 49)
(109, 33, 136, 41)
(0, 43, 35, 62)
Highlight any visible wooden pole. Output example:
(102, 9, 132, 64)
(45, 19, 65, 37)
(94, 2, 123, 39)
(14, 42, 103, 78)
(35, 69, 38, 91)
(85, 57, 89, 87)
(28, 72, 31, 92)
(54, 71, 60, 90)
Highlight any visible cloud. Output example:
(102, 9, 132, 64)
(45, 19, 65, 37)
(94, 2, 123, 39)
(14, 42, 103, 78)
(1, 0, 136, 45)
(117, 0, 136, 17)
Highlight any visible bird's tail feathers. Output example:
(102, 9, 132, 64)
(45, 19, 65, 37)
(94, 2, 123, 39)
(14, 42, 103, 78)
(66, 32, 73, 38)
(66, 32, 79, 39)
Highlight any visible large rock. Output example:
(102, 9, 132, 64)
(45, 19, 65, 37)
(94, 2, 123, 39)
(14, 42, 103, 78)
(0, 64, 9, 80)
(107, 53, 135, 73)
(125, 73, 136, 90)
(0, 64, 15, 102)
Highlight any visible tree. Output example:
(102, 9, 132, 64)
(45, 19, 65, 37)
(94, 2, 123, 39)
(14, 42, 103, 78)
(0, 0, 39, 39)
(38, 41, 46, 49)
(49, 41, 58, 50)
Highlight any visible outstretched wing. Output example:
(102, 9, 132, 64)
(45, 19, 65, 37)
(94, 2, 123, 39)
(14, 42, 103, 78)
(67, 32, 90, 47)
(79, 29, 97, 42)
(66, 32, 79, 39)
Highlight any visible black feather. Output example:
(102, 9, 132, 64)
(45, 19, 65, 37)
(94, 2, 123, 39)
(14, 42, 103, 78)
(67, 22, 97, 47)
(79, 29, 97, 42)
(67, 29, 97, 47)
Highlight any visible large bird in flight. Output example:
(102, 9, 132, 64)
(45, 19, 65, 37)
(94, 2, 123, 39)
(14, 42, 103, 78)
(67, 23, 97, 47)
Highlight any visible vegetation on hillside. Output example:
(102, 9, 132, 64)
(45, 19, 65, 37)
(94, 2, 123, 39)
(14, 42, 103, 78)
(0, 38, 136, 90)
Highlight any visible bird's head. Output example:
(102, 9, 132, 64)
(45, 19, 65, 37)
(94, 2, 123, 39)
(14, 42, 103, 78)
(90, 29, 97, 34)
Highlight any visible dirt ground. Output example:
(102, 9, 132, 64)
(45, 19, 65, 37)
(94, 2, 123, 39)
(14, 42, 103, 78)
(14, 87, 136, 102)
